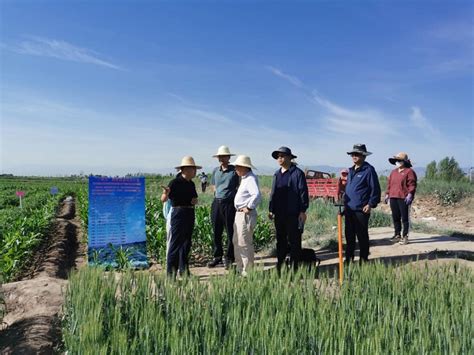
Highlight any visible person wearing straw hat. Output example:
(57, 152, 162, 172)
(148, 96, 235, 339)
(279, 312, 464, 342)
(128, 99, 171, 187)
(161, 156, 201, 277)
(268, 146, 309, 270)
(344, 144, 381, 263)
(385, 152, 417, 245)
(208, 146, 240, 269)
(232, 155, 261, 276)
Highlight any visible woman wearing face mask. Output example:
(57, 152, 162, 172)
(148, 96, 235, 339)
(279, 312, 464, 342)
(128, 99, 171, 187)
(385, 152, 417, 245)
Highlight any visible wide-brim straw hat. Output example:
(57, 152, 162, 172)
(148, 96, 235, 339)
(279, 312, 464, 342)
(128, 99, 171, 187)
(175, 156, 202, 170)
(389, 152, 412, 168)
(231, 155, 255, 169)
(347, 143, 372, 156)
(271, 146, 297, 159)
(212, 145, 235, 157)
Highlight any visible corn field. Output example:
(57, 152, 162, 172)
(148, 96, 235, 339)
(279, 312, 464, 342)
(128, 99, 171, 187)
(63, 262, 473, 354)
(0, 178, 83, 281)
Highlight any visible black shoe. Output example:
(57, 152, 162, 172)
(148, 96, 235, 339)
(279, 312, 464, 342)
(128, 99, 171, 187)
(224, 258, 232, 270)
(207, 257, 222, 268)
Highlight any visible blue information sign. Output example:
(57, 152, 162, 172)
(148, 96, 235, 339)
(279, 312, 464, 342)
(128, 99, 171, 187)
(50, 186, 59, 195)
(88, 176, 148, 268)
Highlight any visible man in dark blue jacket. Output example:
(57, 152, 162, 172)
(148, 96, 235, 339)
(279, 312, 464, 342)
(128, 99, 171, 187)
(344, 144, 381, 263)
(269, 147, 309, 269)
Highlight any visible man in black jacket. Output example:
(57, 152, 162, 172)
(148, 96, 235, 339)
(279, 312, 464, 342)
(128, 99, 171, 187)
(269, 147, 309, 270)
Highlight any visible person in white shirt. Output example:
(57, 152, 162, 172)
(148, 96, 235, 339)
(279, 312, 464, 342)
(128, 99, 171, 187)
(232, 155, 261, 275)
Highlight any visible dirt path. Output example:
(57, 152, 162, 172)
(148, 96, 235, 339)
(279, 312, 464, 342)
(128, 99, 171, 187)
(189, 227, 474, 279)
(314, 227, 473, 273)
(0, 197, 85, 354)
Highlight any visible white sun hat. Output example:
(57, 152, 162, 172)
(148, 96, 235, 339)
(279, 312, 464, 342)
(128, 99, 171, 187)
(212, 145, 235, 157)
(174, 156, 202, 170)
(231, 155, 256, 169)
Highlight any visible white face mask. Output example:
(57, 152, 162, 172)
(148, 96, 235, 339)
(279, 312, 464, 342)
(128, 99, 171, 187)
(395, 162, 403, 168)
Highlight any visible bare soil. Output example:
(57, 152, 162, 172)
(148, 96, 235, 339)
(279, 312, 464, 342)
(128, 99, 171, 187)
(0, 195, 472, 353)
(0, 198, 86, 354)
(379, 195, 474, 234)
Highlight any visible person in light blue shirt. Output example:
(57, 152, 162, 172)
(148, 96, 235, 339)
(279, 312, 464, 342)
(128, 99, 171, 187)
(208, 146, 240, 269)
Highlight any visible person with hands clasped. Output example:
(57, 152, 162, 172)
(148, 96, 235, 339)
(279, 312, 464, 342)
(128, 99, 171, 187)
(232, 155, 261, 276)
(161, 156, 201, 278)
(385, 152, 417, 245)
(344, 144, 381, 263)
(268, 147, 309, 270)
(208, 146, 240, 269)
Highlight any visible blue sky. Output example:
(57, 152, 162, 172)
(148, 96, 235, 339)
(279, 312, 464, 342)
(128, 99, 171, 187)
(1, 0, 473, 175)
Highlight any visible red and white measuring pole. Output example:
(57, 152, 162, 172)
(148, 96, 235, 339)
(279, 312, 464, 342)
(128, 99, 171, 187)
(16, 191, 25, 209)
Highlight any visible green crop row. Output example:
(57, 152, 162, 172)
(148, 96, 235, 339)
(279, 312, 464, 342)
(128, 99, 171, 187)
(62, 262, 473, 354)
(0, 179, 84, 281)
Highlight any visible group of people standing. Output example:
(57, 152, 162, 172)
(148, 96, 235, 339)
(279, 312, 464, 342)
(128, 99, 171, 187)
(161, 143, 417, 277)
(340, 144, 417, 263)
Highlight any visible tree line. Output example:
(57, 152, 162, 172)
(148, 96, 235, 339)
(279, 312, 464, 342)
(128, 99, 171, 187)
(425, 157, 468, 182)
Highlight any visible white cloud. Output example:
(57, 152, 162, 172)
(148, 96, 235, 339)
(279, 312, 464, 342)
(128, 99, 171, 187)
(7, 36, 122, 70)
(265, 66, 398, 136)
(265, 66, 304, 88)
(410, 106, 439, 137)
(0, 91, 292, 175)
(166, 93, 188, 104)
(264, 64, 472, 167)
(180, 108, 234, 125)
(313, 94, 398, 136)
(2, 84, 471, 176)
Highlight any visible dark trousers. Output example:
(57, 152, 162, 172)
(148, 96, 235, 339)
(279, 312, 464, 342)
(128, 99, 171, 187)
(201, 182, 207, 193)
(211, 199, 236, 260)
(167, 208, 194, 276)
(344, 209, 370, 261)
(390, 198, 410, 237)
(274, 214, 302, 268)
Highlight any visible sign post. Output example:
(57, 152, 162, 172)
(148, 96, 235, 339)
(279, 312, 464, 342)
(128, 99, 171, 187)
(50, 186, 59, 195)
(88, 176, 147, 268)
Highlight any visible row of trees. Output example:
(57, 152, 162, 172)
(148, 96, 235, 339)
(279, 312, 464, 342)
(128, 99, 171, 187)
(425, 157, 467, 182)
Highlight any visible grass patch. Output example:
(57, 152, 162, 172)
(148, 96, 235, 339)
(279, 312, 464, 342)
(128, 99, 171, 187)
(63, 263, 473, 354)
(417, 179, 473, 205)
